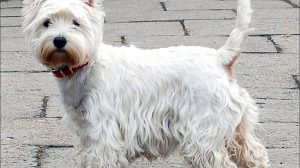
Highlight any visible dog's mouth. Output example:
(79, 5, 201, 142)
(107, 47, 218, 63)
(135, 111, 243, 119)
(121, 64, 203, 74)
(39, 41, 84, 69)
(55, 48, 66, 53)
(42, 48, 77, 68)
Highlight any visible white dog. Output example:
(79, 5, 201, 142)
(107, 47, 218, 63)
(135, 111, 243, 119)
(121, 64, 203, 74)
(22, 0, 269, 167)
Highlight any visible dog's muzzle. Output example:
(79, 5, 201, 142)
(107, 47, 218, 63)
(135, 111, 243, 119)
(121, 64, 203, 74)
(53, 36, 67, 49)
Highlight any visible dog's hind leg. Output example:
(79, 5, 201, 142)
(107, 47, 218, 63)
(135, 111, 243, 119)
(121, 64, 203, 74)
(182, 139, 238, 168)
(227, 88, 269, 168)
(178, 116, 239, 168)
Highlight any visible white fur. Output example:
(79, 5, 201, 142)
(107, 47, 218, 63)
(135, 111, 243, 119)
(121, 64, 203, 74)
(22, 0, 269, 167)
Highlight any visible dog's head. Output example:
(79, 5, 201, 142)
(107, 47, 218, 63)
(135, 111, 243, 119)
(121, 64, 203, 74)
(22, 0, 105, 68)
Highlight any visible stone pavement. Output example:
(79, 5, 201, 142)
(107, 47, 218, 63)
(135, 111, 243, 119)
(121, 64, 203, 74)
(1, 0, 299, 167)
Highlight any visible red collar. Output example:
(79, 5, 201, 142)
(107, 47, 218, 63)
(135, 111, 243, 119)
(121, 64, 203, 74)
(51, 62, 89, 78)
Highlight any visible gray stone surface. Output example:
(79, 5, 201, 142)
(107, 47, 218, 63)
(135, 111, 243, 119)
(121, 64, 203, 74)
(1, 73, 58, 120)
(1, 27, 23, 38)
(1, 37, 27, 51)
(2, 117, 73, 145)
(104, 22, 183, 37)
(33, 147, 300, 168)
(268, 148, 300, 168)
(236, 54, 299, 88)
(0, 7, 21, 17)
(164, 0, 292, 10)
(253, 8, 300, 19)
(257, 123, 299, 148)
(0, 0, 22, 8)
(0, 16, 22, 27)
(106, 10, 236, 23)
(185, 20, 236, 36)
(0, 144, 37, 168)
(252, 18, 299, 35)
(272, 35, 300, 54)
(258, 99, 299, 123)
(1, 0, 299, 167)
(184, 19, 300, 36)
(43, 148, 189, 168)
(1, 52, 45, 71)
(126, 35, 277, 53)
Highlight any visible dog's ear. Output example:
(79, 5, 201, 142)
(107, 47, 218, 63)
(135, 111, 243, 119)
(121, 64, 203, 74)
(22, 0, 46, 29)
(85, 0, 103, 7)
(85, 0, 95, 7)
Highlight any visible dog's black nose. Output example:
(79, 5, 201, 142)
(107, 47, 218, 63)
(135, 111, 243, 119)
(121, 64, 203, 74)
(53, 36, 67, 49)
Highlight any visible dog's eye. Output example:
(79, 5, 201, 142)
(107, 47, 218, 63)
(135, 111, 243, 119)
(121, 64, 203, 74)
(73, 20, 80, 26)
(43, 19, 51, 28)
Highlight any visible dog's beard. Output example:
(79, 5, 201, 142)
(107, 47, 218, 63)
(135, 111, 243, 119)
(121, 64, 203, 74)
(38, 38, 86, 68)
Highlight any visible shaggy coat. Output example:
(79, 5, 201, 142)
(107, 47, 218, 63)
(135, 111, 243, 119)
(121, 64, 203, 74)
(22, 0, 269, 167)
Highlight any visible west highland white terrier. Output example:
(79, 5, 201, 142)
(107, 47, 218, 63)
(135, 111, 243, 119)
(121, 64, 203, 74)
(22, 0, 269, 167)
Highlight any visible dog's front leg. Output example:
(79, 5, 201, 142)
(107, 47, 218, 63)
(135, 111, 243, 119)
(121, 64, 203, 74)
(78, 123, 128, 168)
(73, 105, 128, 168)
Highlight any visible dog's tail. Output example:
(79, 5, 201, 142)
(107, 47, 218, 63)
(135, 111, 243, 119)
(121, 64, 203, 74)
(217, 0, 252, 68)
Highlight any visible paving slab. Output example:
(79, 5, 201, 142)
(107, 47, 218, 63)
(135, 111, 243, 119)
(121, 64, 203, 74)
(184, 19, 235, 36)
(106, 9, 235, 23)
(268, 148, 299, 168)
(257, 123, 299, 148)
(0, 0, 22, 8)
(164, 0, 292, 10)
(42, 147, 80, 168)
(236, 54, 299, 88)
(125, 35, 277, 53)
(1, 73, 58, 120)
(1, 51, 45, 71)
(105, 22, 183, 37)
(0, 7, 21, 16)
(103, 0, 162, 12)
(252, 18, 299, 35)
(185, 19, 300, 36)
(0, 144, 37, 168)
(246, 87, 299, 100)
(0, 16, 22, 27)
(46, 95, 64, 118)
(1, 37, 26, 51)
(272, 35, 300, 54)
(1, 117, 73, 146)
(40, 147, 300, 168)
(0, 26, 23, 38)
(257, 99, 299, 123)
(253, 8, 300, 19)
(43, 148, 189, 168)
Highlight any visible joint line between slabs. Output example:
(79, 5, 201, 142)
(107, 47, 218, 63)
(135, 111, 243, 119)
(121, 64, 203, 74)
(264, 34, 283, 53)
(159, 2, 167, 11)
(35, 96, 49, 118)
(292, 75, 300, 88)
(281, 0, 300, 8)
(179, 20, 190, 36)
(35, 146, 46, 168)
(120, 35, 129, 46)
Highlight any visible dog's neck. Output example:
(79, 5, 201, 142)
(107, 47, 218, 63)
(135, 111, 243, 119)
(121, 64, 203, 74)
(55, 46, 102, 108)
(51, 62, 89, 78)
(56, 61, 95, 108)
